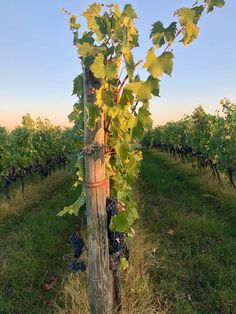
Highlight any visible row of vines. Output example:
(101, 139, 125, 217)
(0, 114, 72, 198)
(143, 99, 236, 188)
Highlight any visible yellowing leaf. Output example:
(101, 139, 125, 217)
(77, 42, 96, 57)
(69, 15, 81, 30)
(174, 7, 196, 26)
(82, 4, 104, 40)
(122, 4, 137, 18)
(143, 49, 174, 77)
(182, 22, 199, 46)
(90, 54, 106, 78)
(90, 54, 120, 79)
(119, 257, 129, 271)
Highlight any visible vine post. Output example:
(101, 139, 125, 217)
(83, 67, 112, 314)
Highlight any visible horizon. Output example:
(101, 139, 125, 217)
(0, 1, 236, 129)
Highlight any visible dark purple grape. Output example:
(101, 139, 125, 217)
(70, 260, 86, 272)
(69, 234, 84, 258)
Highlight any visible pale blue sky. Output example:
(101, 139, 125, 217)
(0, 0, 235, 129)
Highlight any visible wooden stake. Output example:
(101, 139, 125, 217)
(83, 67, 112, 314)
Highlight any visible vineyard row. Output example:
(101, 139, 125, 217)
(0, 114, 72, 198)
(143, 99, 236, 188)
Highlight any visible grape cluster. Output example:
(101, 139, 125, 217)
(106, 197, 129, 268)
(106, 197, 118, 221)
(110, 231, 125, 254)
(69, 234, 84, 258)
(69, 234, 86, 272)
(70, 260, 86, 272)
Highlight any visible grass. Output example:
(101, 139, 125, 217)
(139, 150, 236, 314)
(1, 151, 236, 313)
(0, 171, 80, 314)
(56, 228, 158, 314)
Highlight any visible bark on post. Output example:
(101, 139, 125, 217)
(83, 67, 112, 314)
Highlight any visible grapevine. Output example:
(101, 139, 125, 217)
(145, 99, 236, 188)
(62, 1, 226, 312)
(0, 114, 72, 198)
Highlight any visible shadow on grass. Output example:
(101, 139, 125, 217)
(139, 149, 236, 314)
(0, 171, 79, 314)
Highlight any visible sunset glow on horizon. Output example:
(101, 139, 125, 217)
(0, 1, 236, 130)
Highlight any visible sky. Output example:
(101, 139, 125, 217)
(0, 0, 236, 130)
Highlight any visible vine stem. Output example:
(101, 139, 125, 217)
(118, 59, 143, 94)
(163, 26, 185, 53)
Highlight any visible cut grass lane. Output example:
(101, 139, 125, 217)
(0, 171, 79, 314)
(139, 150, 236, 314)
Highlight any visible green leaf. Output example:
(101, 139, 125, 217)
(57, 191, 85, 216)
(115, 142, 130, 160)
(192, 6, 204, 22)
(147, 76, 160, 97)
(87, 103, 101, 129)
(143, 49, 174, 77)
(122, 4, 137, 18)
(102, 89, 115, 107)
(106, 60, 119, 79)
(138, 107, 152, 129)
(72, 75, 83, 97)
(110, 212, 130, 232)
(205, 0, 225, 12)
(132, 121, 145, 139)
(150, 21, 165, 47)
(123, 47, 135, 81)
(150, 21, 177, 48)
(119, 89, 134, 108)
(126, 75, 160, 102)
(165, 22, 178, 42)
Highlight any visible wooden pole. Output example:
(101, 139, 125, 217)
(83, 66, 112, 314)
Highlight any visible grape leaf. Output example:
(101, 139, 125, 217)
(174, 8, 196, 25)
(150, 21, 177, 47)
(123, 47, 135, 81)
(122, 4, 137, 18)
(58, 191, 85, 216)
(72, 75, 83, 97)
(205, 0, 225, 12)
(143, 49, 174, 77)
(77, 42, 97, 57)
(90, 54, 106, 78)
(86, 103, 101, 129)
(115, 142, 130, 160)
(82, 4, 104, 40)
(138, 107, 152, 130)
(90, 54, 119, 79)
(69, 15, 81, 30)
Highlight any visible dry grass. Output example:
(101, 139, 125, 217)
(0, 171, 70, 222)
(55, 227, 160, 314)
